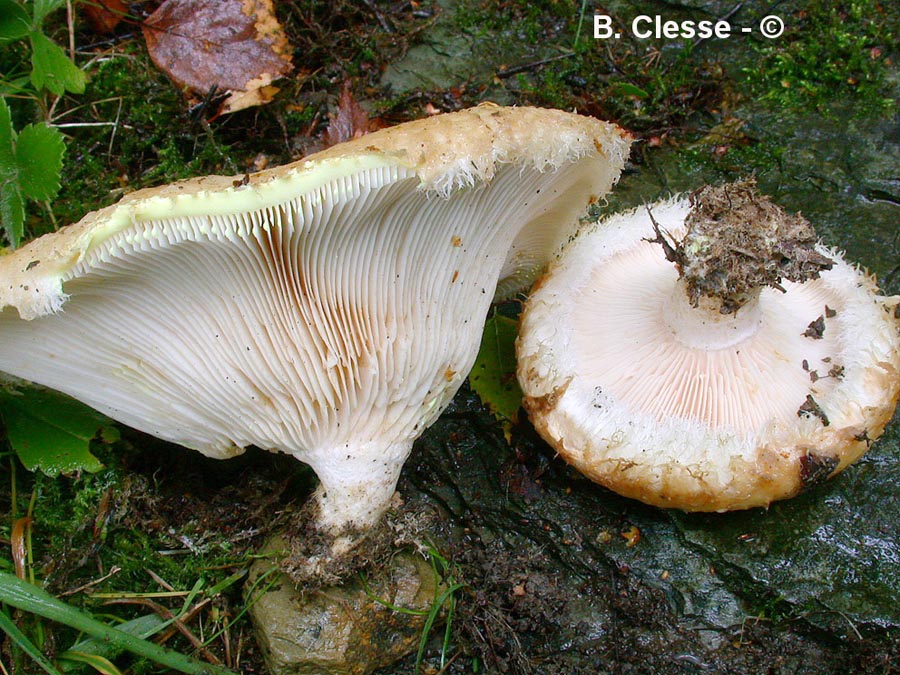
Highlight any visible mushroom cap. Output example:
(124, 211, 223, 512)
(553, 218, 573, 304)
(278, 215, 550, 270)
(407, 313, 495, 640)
(517, 197, 900, 512)
(0, 104, 629, 531)
(0, 104, 627, 318)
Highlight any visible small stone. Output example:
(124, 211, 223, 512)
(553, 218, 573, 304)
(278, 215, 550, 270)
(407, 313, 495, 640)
(247, 537, 445, 675)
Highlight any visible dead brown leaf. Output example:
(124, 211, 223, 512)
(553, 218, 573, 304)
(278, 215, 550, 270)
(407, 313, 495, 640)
(323, 82, 382, 148)
(11, 516, 31, 579)
(142, 0, 293, 115)
(81, 0, 128, 34)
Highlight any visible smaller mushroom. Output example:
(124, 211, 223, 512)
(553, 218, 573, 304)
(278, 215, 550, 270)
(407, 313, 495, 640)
(517, 180, 900, 511)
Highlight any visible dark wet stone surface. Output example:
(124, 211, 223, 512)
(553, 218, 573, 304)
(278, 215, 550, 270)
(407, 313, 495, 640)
(390, 386, 900, 673)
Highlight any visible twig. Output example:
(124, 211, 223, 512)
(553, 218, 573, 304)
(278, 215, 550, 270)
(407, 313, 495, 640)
(232, 628, 244, 671)
(693, 2, 744, 48)
(61, 566, 121, 597)
(496, 52, 576, 78)
(643, 206, 681, 265)
(53, 121, 130, 128)
(106, 98, 123, 157)
(434, 649, 462, 674)
(147, 568, 176, 592)
(157, 599, 212, 646)
(222, 615, 231, 668)
(66, 0, 76, 60)
(359, 0, 394, 33)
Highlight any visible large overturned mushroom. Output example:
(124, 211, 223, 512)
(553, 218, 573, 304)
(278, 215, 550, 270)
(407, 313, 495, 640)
(0, 104, 629, 544)
(517, 181, 900, 511)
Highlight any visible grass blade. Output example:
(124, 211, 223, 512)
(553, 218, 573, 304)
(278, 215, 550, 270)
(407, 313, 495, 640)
(0, 572, 236, 675)
(0, 608, 62, 675)
(56, 651, 122, 675)
(58, 613, 166, 672)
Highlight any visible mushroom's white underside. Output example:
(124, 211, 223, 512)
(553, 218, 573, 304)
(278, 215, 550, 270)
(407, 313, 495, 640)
(0, 153, 608, 529)
(518, 198, 900, 511)
(1, 159, 594, 448)
(570, 235, 844, 434)
(0, 104, 631, 533)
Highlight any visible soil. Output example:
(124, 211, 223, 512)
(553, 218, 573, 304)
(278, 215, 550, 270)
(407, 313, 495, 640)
(377, 390, 900, 675)
(653, 179, 835, 313)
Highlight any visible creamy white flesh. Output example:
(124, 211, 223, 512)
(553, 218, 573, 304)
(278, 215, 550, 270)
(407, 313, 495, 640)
(0, 153, 608, 530)
(572, 249, 840, 435)
(518, 198, 900, 511)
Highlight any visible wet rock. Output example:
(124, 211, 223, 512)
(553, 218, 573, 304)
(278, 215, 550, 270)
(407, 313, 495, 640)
(380, 0, 547, 103)
(247, 538, 443, 675)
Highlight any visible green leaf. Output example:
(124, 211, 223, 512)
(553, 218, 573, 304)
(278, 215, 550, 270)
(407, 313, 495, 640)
(29, 31, 86, 96)
(0, 97, 67, 246)
(469, 314, 523, 423)
(0, 386, 112, 475)
(611, 81, 649, 99)
(0, 179, 25, 245)
(0, 96, 15, 165)
(0, 74, 34, 96)
(59, 614, 166, 673)
(0, 100, 24, 245)
(16, 122, 64, 201)
(31, 0, 66, 25)
(56, 651, 123, 675)
(0, 0, 32, 42)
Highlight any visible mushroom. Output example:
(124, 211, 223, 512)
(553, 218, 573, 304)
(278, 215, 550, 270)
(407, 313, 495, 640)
(0, 104, 629, 545)
(517, 180, 900, 511)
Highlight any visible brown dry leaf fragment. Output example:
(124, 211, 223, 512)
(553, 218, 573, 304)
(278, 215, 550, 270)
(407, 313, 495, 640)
(799, 452, 839, 489)
(798, 394, 830, 426)
(11, 516, 31, 580)
(621, 525, 641, 548)
(323, 82, 377, 148)
(142, 0, 293, 114)
(81, 0, 127, 34)
(803, 315, 826, 339)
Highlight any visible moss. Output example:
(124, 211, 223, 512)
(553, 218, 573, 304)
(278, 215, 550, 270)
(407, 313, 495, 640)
(745, 0, 896, 115)
(14, 460, 128, 580)
(455, 1, 726, 139)
(516, 67, 571, 110)
(454, 0, 575, 33)
(678, 132, 788, 179)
